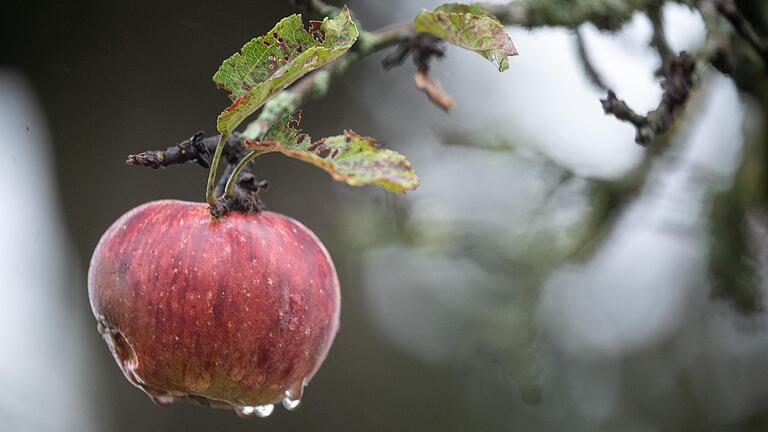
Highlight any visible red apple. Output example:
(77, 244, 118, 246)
(88, 200, 340, 417)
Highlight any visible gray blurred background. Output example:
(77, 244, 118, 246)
(2, 0, 768, 431)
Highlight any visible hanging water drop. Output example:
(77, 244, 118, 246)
(253, 404, 274, 417)
(150, 394, 175, 406)
(282, 395, 301, 411)
(282, 386, 303, 411)
(237, 406, 255, 417)
(236, 404, 274, 418)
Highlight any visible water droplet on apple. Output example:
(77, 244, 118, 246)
(236, 406, 253, 418)
(253, 404, 274, 417)
(288, 317, 299, 331)
(281, 395, 301, 411)
(237, 404, 274, 418)
(281, 385, 303, 410)
(150, 394, 175, 406)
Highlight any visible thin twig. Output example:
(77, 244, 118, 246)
(714, 0, 768, 65)
(647, 3, 675, 73)
(126, 133, 246, 169)
(601, 51, 696, 146)
(480, 0, 660, 31)
(214, 163, 235, 197)
(573, 28, 609, 91)
(600, 90, 648, 129)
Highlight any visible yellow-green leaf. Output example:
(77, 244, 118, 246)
(213, 7, 358, 134)
(415, 3, 518, 71)
(244, 112, 419, 193)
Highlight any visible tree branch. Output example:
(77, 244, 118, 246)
(481, 0, 664, 31)
(573, 28, 609, 91)
(479, 0, 735, 148)
(596, 0, 747, 148)
(127, 132, 246, 169)
(481, 0, 697, 147)
(647, 2, 675, 73)
(714, 0, 768, 65)
(601, 51, 696, 146)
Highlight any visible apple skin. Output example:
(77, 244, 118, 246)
(88, 200, 340, 411)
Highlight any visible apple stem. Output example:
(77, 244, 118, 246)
(219, 92, 299, 203)
(223, 149, 268, 198)
(206, 132, 230, 209)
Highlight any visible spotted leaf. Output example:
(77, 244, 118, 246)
(415, 3, 518, 71)
(243, 112, 419, 193)
(214, 7, 358, 134)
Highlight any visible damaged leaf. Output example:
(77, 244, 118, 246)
(214, 7, 358, 134)
(415, 3, 518, 71)
(244, 112, 419, 193)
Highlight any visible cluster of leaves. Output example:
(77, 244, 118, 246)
(211, 3, 517, 194)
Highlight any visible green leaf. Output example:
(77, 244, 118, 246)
(414, 3, 518, 71)
(244, 112, 419, 193)
(213, 7, 358, 134)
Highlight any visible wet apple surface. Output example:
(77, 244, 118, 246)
(88, 200, 340, 416)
